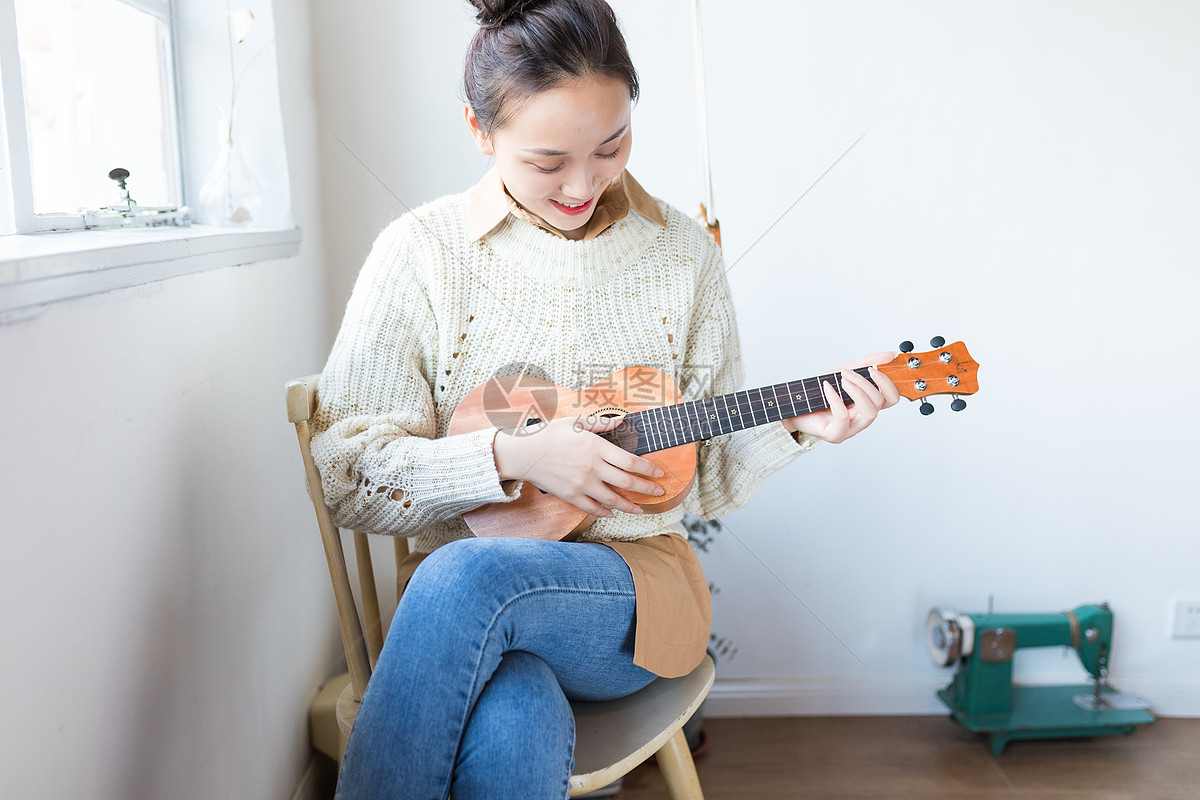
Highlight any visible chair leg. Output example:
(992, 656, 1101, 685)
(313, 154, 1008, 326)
(657, 728, 705, 800)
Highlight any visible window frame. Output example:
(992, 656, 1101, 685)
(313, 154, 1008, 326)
(0, 0, 187, 233)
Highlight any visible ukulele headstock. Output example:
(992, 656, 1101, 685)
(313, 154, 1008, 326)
(882, 337, 979, 415)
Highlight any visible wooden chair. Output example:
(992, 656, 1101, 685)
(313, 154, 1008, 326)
(287, 374, 713, 798)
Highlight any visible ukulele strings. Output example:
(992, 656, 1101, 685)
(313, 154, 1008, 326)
(628, 371, 936, 441)
(631, 365, 959, 443)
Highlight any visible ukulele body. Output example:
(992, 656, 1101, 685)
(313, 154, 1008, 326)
(447, 366, 697, 541)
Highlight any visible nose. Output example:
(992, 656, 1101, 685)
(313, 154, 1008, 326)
(560, 163, 597, 201)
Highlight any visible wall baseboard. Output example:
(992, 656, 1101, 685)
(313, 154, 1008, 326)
(704, 675, 1200, 718)
(289, 755, 335, 800)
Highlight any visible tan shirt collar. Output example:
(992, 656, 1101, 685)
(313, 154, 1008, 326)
(465, 167, 666, 242)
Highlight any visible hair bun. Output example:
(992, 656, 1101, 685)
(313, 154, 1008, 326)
(468, 0, 548, 28)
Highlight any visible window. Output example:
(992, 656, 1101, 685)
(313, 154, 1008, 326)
(0, 0, 300, 322)
(1, 0, 187, 233)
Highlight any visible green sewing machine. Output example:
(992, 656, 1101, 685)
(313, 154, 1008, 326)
(925, 603, 1154, 755)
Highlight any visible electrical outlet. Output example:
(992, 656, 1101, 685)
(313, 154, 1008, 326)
(1172, 601, 1200, 638)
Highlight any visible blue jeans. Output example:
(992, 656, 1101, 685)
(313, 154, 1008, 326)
(334, 537, 658, 800)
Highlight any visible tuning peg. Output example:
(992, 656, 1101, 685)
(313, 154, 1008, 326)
(920, 401, 935, 416)
(930, 336, 946, 348)
(899, 341, 914, 353)
(951, 397, 967, 412)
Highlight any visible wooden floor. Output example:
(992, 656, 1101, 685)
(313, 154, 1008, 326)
(619, 716, 1200, 800)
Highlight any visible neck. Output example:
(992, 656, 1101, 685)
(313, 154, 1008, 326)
(557, 221, 588, 241)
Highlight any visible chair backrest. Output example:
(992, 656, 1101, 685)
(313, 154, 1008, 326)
(286, 374, 410, 701)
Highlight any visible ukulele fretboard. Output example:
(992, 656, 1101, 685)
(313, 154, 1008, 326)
(621, 367, 875, 455)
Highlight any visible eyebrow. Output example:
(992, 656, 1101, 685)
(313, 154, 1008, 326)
(522, 126, 627, 157)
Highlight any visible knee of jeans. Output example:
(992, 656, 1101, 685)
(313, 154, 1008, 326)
(455, 651, 575, 798)
(494, 651, 571, 717)
(466, 651, 574, 758)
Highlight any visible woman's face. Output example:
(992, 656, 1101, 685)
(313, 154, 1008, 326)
(467, 75, 633, 240)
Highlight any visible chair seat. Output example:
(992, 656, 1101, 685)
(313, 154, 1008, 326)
(569, 655, 714, 794)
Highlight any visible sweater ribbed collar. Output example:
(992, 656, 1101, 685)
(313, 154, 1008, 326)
(478, 198, 666, 286)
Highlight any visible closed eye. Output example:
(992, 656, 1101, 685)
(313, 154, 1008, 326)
(596, 145, 622, 160)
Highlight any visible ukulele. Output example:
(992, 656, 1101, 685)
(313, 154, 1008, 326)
(447, 338, 979, 541)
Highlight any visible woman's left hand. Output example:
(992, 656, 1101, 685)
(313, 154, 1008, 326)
(781, 351, 901, 444)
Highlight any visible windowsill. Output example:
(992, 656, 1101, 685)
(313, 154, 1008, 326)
(0, 224, 302, 322)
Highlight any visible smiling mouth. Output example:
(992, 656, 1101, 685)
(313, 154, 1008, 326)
(551, 197, 594, 216)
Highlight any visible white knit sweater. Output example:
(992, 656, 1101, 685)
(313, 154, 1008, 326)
(311, 191, 816, 554)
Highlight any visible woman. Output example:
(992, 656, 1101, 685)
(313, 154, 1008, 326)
(312, 1, 899, 797)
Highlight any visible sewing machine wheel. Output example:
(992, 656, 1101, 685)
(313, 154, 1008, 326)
(926, 607, 966, 666)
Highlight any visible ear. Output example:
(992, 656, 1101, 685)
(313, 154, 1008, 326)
(464, 105, 494, 156)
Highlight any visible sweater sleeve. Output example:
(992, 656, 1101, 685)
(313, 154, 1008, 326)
(309, 219, 519, 536)
(679, 232, 818, 521)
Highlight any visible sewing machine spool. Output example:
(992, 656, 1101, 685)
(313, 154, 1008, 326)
(925, 604, 1154, 755)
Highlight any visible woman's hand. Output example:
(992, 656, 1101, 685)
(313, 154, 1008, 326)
(782, 351, 901, 444)
(491, 416, 665, 518)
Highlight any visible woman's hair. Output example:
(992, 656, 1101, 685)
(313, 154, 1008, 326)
(464, 0, 639, 133)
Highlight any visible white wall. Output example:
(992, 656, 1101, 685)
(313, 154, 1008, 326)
(0, 2, 345, 799)
(685, 0, 1200, 717)
(310, 0, 1200, 718)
